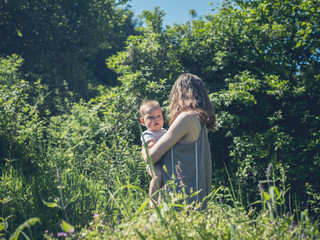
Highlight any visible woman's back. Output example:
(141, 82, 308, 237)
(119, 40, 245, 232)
(161, 115, 212, 209)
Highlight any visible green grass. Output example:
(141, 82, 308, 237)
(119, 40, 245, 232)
(40, 165, 319, 240)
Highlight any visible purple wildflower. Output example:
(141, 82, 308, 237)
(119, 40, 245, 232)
(175, 161, 184, 185)
(266, 163, 272, 179)
(57, 232, 68, 237)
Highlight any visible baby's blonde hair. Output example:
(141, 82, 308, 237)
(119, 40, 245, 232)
(139, 100, 161, 118)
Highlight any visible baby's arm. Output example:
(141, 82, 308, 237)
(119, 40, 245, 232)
(146, 139, 157, 148)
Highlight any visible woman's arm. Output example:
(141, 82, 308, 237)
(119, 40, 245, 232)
(142, 112, 200, 164)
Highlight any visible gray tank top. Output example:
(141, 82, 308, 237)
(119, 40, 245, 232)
(161, 114, 212, 208)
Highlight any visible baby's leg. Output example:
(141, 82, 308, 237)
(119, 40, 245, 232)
(149, 163, 163, 208)
(153, 163, 163, 188)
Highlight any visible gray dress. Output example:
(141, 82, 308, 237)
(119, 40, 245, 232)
(161, 115, 212, 209)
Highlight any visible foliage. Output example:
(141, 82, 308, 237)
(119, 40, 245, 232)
(1, 0, 320, 239)
(0, 0, 136, 102)
(0, 55, 148, 238)
(208, 0, 320, 204)
(9, 218, 40, 240)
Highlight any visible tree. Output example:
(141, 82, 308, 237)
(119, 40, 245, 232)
(209, 0, 320, 204)
(0, 0, 135, 107)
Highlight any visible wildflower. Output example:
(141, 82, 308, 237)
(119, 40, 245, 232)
(266, 163, 272, 179)
(57, 232, 68, 237)
(56, 168, 61, 183)
(94, 213, 99, 219)
(69, 228, 74, 234)
(175, 161, 184, 185)
(44, 230, 48, 234)
(258, 181, 263, 193)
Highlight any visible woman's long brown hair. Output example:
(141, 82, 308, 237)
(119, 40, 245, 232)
(167, 73, 216, 130)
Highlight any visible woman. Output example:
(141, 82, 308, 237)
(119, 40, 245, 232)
(142, 73, 215, 208)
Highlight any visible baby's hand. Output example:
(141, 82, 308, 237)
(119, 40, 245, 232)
(141, 139, 156, 163)
(141, 147, 148, 163)
(147, 139, 156, 148)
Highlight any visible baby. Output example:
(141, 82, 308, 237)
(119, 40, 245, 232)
(139, 100, 166, 207)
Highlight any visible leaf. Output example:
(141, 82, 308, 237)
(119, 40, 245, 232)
(269, 186, 275, 200)
(274, 186, 280, 197)
(16, 29, 23, 37)
(9, 218, 40, 240)
(20, 231, 31, 240)
(130, 198, 150, 222)
(42, 199, 58, 208)
(190, 190, 202, 198)
(61, 220, 74, 234)
(168, 203, 185, 208)
(262, 190, 271, 201)
(251, 200, 262, 205)
(68, 191, 80, 204)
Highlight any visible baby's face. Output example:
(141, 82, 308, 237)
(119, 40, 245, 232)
(143, 106, 164, 132)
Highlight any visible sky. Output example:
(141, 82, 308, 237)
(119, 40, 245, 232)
(127, 0, 223, 26)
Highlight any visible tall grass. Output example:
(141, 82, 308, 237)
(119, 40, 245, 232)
(1, 104, 320, 239)
(56, 161, 319, 239)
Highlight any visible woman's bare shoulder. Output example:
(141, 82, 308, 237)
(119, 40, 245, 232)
(174, 111, 200, 143)
(169, 112, 198, 132)
(176, 111, 198, 123)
